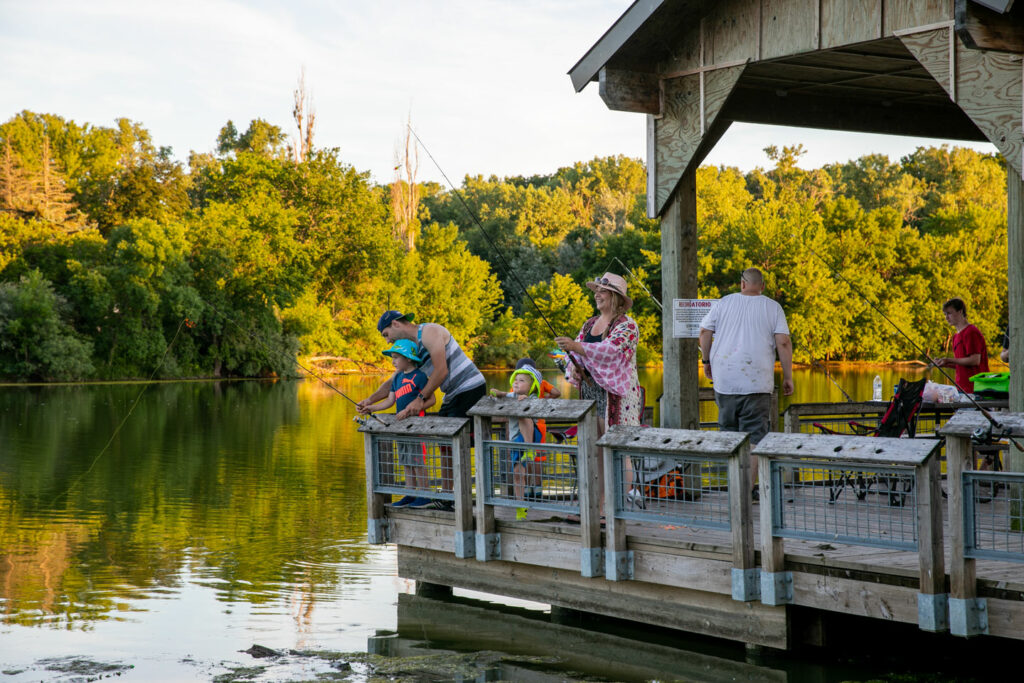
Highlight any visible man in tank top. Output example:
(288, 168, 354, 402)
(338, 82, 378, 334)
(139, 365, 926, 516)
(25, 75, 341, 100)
(357, 311, 486, 510)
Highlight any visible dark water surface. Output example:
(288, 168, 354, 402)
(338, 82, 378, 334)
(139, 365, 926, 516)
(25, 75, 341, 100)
(1, 367, 972, 681)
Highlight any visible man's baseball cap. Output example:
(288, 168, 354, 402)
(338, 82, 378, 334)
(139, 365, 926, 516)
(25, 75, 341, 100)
(377, 310, 414, 333)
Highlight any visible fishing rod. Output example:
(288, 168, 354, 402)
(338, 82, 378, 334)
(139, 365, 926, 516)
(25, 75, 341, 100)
(800, 238, 1022, 450)
(814, 360, 854, 403)
(203, 300, 387, 426)
(612, 256, 663, 311)
(408, 126, 591, 376)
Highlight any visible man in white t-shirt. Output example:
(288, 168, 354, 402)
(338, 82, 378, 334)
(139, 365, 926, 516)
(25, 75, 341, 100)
(699, 268, 794, 492)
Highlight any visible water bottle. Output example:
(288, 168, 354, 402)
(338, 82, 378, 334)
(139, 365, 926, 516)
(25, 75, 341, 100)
(872, 375, 882, 402)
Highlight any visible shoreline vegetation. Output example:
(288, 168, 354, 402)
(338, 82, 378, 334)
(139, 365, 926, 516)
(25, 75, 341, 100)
(0, 110, 1009, 383)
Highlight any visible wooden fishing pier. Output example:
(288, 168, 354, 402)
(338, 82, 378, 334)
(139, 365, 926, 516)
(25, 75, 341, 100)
(361, 398, 1024, 650)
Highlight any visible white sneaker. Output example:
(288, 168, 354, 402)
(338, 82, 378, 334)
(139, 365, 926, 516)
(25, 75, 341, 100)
(626, 488, 646, 509)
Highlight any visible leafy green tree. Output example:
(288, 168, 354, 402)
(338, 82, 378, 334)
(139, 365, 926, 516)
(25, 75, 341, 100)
(0, 269, 94, 380)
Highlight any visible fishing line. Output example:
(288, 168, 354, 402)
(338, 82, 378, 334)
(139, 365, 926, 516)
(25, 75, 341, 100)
(49, 318, 189, 505)
(202, 299, 386, 425)
(799, 236, 1021, 449)
(408, 125, 591, 375)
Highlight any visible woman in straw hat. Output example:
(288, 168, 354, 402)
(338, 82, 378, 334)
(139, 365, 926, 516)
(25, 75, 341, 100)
(555, 272, 644, 509)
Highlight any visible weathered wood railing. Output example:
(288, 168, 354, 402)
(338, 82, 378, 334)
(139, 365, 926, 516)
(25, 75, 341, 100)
(596, 425, 757, 597)
(940, 409, 1024, 637)
(357, 414, 472, 553)
(781, 400, 1008, 436)
(753, 432, 947, 631)
(468, 397, 601, 576)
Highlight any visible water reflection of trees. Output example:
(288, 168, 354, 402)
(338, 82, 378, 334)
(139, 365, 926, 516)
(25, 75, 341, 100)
(0, 379, 372, 628)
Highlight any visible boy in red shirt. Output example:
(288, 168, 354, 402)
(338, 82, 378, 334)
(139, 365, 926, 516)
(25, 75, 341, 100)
(935, 298, 989, 393)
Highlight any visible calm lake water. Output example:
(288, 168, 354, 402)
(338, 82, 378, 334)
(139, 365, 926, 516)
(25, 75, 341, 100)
(0, 366, 975, 682)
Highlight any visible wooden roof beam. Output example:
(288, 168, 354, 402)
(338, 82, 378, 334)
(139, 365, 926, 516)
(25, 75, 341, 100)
(957, 0, 1024, 52)
(599, 67, 660, 114)
(721, 87, 987, 141)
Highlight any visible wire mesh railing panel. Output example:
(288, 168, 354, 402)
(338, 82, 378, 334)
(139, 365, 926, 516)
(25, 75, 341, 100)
(372, 434, 455, 503)
(963, 471, 1024, 563)
(480, 439, 579, 514)
(611, 451, 731, 530)
(770, 460, 918, 551)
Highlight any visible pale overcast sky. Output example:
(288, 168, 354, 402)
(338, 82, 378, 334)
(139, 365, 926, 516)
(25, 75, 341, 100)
(0, 0, 996, 187)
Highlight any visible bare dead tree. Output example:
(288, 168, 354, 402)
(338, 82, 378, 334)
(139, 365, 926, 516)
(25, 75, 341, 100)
(391, 114, 420, 251)
(38, 136, 76, 225)
(291, 68, 316, 164)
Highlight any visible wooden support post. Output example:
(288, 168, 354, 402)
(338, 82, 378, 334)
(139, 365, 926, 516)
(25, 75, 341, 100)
(365, 433, 389, 544)
(758, 453, 790, 605)
(770, 389, 779, 433)
(915, 453, 948, 632)
(729, 439, 758, 601)
(452, 427, 474, 558)
(1009, 170, 1024, 417)
(473, 415, 499, 561)
(660, 169, 699, 431)
(603, 445, 631, 580)
(782, 407, 799, 434)
(947, 433, 989, 636)
(577, 407, 604, 577)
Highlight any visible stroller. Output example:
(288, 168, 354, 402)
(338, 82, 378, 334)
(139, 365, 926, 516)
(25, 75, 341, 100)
(813, 377, 927, 506)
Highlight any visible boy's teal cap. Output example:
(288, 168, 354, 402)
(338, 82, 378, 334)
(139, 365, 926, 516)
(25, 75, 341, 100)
(382, 339, 421, 363)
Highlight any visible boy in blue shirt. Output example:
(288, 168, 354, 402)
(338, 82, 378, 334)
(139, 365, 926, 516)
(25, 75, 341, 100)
(362, 339, 434, 507)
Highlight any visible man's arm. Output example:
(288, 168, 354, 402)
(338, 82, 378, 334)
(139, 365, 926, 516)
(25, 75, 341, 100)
(357, 376, 396, 414)
(775, 333, 794, 396)
(698, 328, 714, 379)
(396, 324, 449, 419)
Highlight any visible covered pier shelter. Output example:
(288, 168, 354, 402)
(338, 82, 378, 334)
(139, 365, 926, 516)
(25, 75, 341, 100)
(569, 0, 1024, 432)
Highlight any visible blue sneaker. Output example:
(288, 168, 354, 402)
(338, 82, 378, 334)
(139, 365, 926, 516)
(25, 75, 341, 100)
(391, 495, 417, 507)
(406, 497, 433, 508)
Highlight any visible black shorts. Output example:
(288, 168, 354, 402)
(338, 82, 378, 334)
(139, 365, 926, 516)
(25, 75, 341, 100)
(438, 383, 487, 418)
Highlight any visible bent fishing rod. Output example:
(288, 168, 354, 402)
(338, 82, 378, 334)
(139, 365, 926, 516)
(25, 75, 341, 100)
(800, 238, 1022, 450)
(408, 126, 591, 376)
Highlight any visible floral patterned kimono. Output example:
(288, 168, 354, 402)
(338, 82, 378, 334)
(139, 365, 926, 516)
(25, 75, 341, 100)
(569, 315, 643, 426)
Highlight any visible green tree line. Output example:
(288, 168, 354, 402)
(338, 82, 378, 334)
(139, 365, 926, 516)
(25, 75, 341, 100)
(0, 109, 1009, 381)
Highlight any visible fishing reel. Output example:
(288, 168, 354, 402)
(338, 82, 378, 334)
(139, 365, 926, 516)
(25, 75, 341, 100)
(970, 424, 993, 447)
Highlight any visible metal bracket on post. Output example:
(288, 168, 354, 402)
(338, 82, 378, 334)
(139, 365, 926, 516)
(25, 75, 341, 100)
(367, 518, 390, 545)
(581, 547, 605, 578)
(454, 530, 476, 559)
(476, 532, 500, 561)
(760, 571, 793, 605)
(918, 592, 950, 632)
(606, 550, 634, 581)
(732, 568, 761, 602)
(950, 597, 989, 637)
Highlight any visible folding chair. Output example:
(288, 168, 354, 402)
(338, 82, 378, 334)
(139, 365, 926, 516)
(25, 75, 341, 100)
(813, 377, 926, 506)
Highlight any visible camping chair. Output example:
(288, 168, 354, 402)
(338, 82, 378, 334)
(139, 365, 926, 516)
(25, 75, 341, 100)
(812, 377, 927, 506)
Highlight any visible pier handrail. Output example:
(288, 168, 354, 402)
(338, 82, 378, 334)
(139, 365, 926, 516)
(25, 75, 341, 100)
(781, 399, 1008, 435)
(358, 414, 472, 552)
(596, 425, 757, 598)
(468, 396, 601, 576)
(753, 432, 947, 632)
(939, 409, 1024, 637)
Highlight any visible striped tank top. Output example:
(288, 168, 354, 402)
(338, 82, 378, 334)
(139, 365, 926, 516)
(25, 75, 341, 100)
(416, 324, 485, 397)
